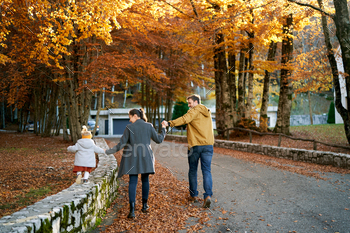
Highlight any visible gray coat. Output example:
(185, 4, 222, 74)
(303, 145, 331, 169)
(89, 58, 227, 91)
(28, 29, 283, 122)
(105, 119, 166, 178)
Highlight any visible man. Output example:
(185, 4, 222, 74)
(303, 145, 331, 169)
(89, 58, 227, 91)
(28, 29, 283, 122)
(165, 94, 214, 208)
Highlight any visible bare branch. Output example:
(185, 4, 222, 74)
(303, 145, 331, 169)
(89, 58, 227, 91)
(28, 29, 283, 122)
(287, 0, 334, 18)
(206, 0, 220, 10)
(162, 0, 194, 19)
(188, 0, 199, 17)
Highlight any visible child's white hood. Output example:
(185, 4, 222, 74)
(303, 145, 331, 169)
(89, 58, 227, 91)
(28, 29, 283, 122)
(76, 139, 95, 149)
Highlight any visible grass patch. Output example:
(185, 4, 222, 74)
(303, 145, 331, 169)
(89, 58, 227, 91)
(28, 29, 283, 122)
(0, 186, 52, 210)
(290, 124, 347, 144)
(0, 147, 31, 152)
(94, 217, 102, 229)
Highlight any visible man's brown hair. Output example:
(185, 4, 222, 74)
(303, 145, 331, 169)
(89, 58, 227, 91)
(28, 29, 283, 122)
(187, 94, 201, 104)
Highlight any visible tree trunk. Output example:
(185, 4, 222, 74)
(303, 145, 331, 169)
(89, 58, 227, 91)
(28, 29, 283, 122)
(93, 91, 101, 137)
(228, 52, 237, 125)
(260, 41, 277, 131)
(18, 108, 23, 133)
(246, 40, 255, 119)
(146, 81, 150, 121)
(1, 97, 5, 129)
(308, 91, 313, 125)
(152, 90, 156, 127)
(332, 0, 350, 144)
(141, 79, 145, 109)
(315, 0, 350, 144)
(214, 32, 230, 135)
(149, 89, 153, 124)
(237, 48, 246, 122)
(67, 72, 79, 143)
(39, 82, 48, 135)
(274, 14, 293, 135)
(157, 97, 162, 133)
(166, 90, 173, 121)
(44, 84, 59, 137)
(333, 0, 350, 111)
(34, 88, 39, 135)
(73, 41, 82, 140)
(59, 86, 69, 140)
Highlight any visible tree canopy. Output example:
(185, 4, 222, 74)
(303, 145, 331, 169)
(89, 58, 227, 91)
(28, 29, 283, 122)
(1, 0, 349, 143)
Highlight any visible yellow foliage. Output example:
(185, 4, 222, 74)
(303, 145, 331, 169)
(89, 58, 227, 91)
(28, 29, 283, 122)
(207, 91, 216, 100)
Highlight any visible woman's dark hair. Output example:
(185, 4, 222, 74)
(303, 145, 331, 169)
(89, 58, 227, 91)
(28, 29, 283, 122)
(129, 108, 148, 122)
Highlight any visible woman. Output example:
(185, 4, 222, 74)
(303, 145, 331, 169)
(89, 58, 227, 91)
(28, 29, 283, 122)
(105, 108, 167, 218)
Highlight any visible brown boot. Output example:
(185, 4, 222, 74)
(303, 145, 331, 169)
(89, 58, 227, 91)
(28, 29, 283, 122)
(203, 196, 211, 208)
(188, 196, 199, 203)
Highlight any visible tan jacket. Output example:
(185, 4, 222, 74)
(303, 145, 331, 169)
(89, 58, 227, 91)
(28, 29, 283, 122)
(169, 104, 214, 148)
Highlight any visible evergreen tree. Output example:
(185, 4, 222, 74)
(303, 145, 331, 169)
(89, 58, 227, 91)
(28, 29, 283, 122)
(172, 101, 189, 129)
(327, 101, 335, 124)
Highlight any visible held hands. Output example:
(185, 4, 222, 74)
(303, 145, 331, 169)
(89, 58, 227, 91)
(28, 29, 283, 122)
(161, 120, 169, 128)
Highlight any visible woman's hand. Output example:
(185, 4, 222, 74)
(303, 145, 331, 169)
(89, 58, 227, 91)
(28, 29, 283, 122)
(161, 120, 168, 128)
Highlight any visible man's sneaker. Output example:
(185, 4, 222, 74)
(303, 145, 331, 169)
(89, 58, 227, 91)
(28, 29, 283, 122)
(82, 179, 89, 184)
(202, 196, 211, 208)
(76, 174, 82, 184)
(188, 196, 199, 203)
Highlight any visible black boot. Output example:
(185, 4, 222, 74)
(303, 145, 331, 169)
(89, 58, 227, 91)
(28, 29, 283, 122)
(127, 202, 135, 218)
(141, 199, 149, 213)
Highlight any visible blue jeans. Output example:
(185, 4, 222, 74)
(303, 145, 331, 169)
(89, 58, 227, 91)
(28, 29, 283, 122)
(188, 145, 213, 199)
(129, 174, 149, 203)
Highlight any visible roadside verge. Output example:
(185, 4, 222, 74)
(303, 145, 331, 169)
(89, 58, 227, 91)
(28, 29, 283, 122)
(165, 135, 350, 170)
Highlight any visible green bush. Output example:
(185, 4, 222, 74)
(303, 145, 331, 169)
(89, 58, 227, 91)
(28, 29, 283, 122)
(327, 101, 335, 124)
(172, 101, 189, 129)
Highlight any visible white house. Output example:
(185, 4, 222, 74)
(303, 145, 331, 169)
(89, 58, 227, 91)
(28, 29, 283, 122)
(334, 46, 347, 124)
(90, 105, 280, 136)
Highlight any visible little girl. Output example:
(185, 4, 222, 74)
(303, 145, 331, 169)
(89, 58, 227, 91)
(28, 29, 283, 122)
(67, 125, 105, 184)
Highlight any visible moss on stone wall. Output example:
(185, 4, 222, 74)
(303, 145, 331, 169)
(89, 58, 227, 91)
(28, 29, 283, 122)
(61, 205, 70, 231)
(38, 218, 52, 233)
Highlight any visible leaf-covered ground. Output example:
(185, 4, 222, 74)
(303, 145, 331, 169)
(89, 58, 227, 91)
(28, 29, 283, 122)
(0, 132, 75, 218)
(94, 141, 208, 233)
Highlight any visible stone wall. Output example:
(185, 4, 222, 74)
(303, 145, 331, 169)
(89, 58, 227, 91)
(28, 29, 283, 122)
(0, 138, 118, 233)
(290, 114, 328, 126)
(165, 135, 350, 169)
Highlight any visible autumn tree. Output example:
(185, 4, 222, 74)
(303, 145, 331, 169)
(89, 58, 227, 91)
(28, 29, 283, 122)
(274, 12, 294, 135)
(288, 0, 350, 144)
(0, 0, 131, 142)
(259, 41, 277, 131)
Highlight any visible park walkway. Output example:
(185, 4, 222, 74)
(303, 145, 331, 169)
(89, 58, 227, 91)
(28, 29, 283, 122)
(96, 138, 350, 233)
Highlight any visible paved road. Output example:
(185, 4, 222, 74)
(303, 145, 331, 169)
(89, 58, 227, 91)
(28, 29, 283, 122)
(102, 138, 350, 233)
